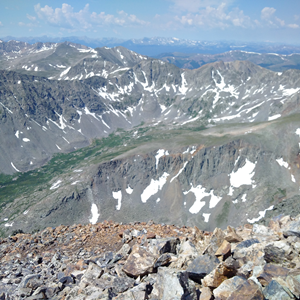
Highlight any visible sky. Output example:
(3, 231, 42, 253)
(0, 0, 300, 44)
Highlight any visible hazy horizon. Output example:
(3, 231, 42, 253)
(0, 1, 299, 44)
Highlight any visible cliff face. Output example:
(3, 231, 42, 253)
(2, 116, 300, 236)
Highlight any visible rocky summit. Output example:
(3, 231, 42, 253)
(1, 215, 300, 299)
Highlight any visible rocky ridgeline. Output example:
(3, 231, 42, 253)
(1, 216, 300, 299)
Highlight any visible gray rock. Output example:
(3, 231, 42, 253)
(19, 274, 41, 288)
(263, 280, 294, 300)
(283, 219, 300, 237)
(213, 276, 247, 299)
(154, 253, 172, 268)
(155, 267, 197, 300)
(235, 238, 260, 249)
(148, 237, 180, 256)
(81, 262, 104, 283)
(186, 254, 220, 283)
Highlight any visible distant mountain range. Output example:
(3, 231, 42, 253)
(1, 36, 300, 56)
(1, 39, 300, 237)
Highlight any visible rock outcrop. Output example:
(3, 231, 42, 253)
(1, 214, 300, 299)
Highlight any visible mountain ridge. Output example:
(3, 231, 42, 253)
(0, 40, 300, 238)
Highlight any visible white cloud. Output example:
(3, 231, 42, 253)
(18, 22, 38, 28)
(261, 7, 276, 20)
(260, 7, 299, 29)
(34, 3, 148, 30)
(175, 3, 252, 29)
(288, 23, 299, 29)
(26, 14, 36, 21)
(0, 21, 3, 27)
(169, 0, 235, 13)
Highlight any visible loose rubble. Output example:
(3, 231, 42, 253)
(1, 215, 300, 299)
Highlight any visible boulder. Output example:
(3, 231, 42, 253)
(233, 240, 265, 265)
(202, 261, 237, 288)
(122, 244, 157, 278)
(154, 253, 172, 268)
(282, 219, 300, 237)
(204, 228, 225, 256)
(155, 267, 197, 300)
(81, 262, 104, 283)
(200, 287, 213, 300)
(170, 240, 198, 269)
(19, 274, 41, 289)
(224, 226, 243, 243)
(187, 254, 220, 284)
(213, 276, 247, 299)
(264, 241, 295, 267)
(284, 272, 300, 298)
(215, 240, 231, 261)
(263, 279, 294, 300)
(227, 280, 264, 300)
(94, 273, 135, 294)
(148, 237, 180, 255)
(257, 264, 289, 286)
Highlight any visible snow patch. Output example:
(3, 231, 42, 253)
(141, 172, 169, 203)
(89, 204, 100, 224)
(170, 161, 188, 183)
(155, 149, 169, 169)
(126, 186, 133, 194)
(71, 181, 81, 185)
(60, 67, 71, 77)
(179, 73, 188, 94)
(190, 146, 196, 154)
(184, 184, 209, 214)
(50, 180, 62, 190)
(276, 158, 289, 169)
(113, 191, 122, 210)
(203, 213, 211, 223)
(209, 192, 222, 208)
(247, 205, 274, 224)
(268, 114, 281, 121)
(241, 194, 247, 202)
(11, 162, 20, 172)
(229, 159, 256, 188)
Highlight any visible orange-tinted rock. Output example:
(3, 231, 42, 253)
(227, 280, 264, 300)
(215, 240, 231, 261)
(122, 245, 157, 278)
(225, 226, 243, 243)
(200, 287, 213, 300)
(202, 262, 237, 288)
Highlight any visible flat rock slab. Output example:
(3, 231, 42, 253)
(187, 254, 220, 284)
(257, 264, 289, 286)
(213, 276, 247, 299)
(263, 279, 295, 300)
(227, 280, 265, 300)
